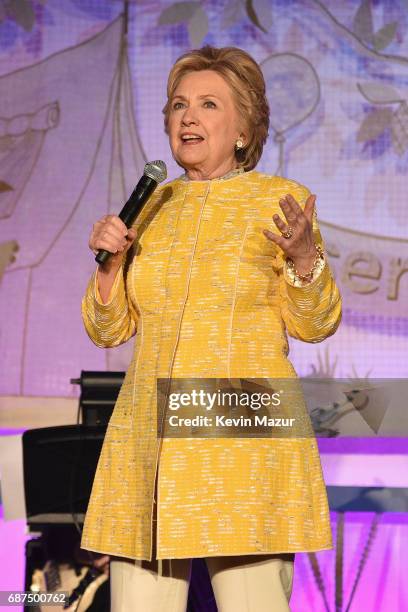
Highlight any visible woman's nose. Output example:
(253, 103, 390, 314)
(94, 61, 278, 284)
(181, 107, 199, 126)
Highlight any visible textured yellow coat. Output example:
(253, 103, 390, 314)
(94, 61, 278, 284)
(81, 170, 342, 561)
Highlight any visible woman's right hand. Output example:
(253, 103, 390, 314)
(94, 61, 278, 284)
(89, 215, 137, 272)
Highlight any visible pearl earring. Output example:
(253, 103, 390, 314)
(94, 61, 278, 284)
(235, 139, 244, 149)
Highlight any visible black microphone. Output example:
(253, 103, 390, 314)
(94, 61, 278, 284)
(95, 160, 167, 265)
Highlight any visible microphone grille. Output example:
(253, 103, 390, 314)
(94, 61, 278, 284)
(144, 160, 167, 183)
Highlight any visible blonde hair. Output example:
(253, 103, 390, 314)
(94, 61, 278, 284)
(163, 46, 269, 171)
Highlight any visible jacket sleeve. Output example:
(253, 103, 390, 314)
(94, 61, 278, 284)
(81, 261, 138, 348)
(277, 185, 342, 343)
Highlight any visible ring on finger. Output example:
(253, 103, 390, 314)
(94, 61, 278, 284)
(281, 226, 294, 239)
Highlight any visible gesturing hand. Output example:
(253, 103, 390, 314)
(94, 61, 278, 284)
(263, 193, 318, 275)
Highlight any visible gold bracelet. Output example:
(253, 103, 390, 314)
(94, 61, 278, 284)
(285, 244, 325, 284)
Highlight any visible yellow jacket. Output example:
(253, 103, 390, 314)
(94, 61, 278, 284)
(81, 170, 342, 560)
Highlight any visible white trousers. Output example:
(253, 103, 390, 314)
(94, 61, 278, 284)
(110, 551, 294, 612)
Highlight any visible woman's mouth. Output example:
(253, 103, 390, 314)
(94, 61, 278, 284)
(180, 134, 204, 145)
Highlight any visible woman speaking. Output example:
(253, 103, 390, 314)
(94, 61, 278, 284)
(81, 46, 342, 611)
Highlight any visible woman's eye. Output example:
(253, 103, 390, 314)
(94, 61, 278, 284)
(172, 102, 184, 110)
(204, 100, 216, 108)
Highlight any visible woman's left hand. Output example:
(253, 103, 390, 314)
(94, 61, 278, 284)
(263, 193, 318, 275)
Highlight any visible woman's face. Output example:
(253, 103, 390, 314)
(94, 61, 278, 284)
(168, 69, 245, 180)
